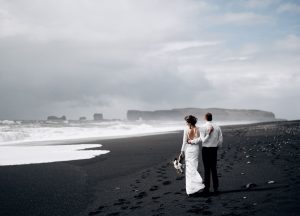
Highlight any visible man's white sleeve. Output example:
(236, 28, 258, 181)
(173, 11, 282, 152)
(217, 128, 223, 147)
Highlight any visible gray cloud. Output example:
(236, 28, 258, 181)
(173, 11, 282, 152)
(0, 0, 300, 120)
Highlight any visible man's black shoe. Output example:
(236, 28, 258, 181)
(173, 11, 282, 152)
(199, 190, 210, 197)
(203, 189, 210, 194)
(213, 190, 220, 196)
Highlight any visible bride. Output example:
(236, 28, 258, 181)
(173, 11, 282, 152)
(179, 115, 212, 196)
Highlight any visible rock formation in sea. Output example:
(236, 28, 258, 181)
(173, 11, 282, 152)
(127, 108, 277, 121)
(47, 115, 67, 121)
(93, 113, 103, 121)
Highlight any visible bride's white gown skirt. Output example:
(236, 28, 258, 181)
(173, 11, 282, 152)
(184, 144, 205, 195)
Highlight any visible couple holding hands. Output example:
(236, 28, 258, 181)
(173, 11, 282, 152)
(179, 113, 223, 196)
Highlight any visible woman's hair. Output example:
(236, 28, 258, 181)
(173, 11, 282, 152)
(184, 115, 197, 126)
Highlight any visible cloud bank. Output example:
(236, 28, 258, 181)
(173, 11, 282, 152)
(0, 0, 299, 120)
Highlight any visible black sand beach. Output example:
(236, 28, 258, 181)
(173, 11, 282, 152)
(0, 121, 299, 216)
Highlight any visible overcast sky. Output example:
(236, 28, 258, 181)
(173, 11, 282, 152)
(0, 0, 300, 120)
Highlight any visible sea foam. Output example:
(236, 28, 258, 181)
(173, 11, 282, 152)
(0, 120, 255, 145)
(0, 120, 255, 166)
(0, 121, 183, 145)
(0, 144, 109, 166)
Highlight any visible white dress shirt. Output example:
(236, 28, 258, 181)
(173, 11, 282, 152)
(181, 126, 210, 152)
(191, 121, 223, 148)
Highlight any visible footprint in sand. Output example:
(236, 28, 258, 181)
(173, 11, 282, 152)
(150, 185, 159, 191)
(141, 171, 151, 179)
(157, 170, 167, 175)
(162, 180, 171, 185)
(205, 198, 212, 203)
(157, 175, 168, 179)
(156, 171, 165, 175)
(134, 191, 148, 199)
(113, 198, 130, 206)
(202, 210, 213, 215)
(107, 212, 120, 216)
(176, 176, 184, 181)
(88, 205, 107, 215)
(129, 206, 141, 210)
(97, 205, 107, 210)
(88, 210, 102, 215)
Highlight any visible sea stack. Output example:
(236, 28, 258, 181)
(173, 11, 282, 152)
(79, 117, 87, 121)
(93, 113, 103, 121)
(47, 115, 67, 121)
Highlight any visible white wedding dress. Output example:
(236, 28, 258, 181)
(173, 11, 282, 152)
(181, 126, 208, 195)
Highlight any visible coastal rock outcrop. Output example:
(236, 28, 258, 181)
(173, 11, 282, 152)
(127, 108, 276, 121)
(93, 113, 103, 121)
(47, 115, 67, 121)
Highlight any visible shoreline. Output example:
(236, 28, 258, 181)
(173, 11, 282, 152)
(0, 120, 299, 216)
(0, 120, 282, 147)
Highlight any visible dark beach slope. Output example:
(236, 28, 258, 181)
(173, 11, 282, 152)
(0, 121, 299, 216)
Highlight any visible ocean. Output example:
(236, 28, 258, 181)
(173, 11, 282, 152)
(0, 120, 254, 166)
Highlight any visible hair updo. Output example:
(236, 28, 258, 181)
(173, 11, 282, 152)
(184, 115, 197, 126)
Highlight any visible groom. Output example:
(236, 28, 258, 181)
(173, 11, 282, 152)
(189, 112, 223, 195)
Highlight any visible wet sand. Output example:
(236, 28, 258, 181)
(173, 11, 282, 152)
(0, 120, 299, 216)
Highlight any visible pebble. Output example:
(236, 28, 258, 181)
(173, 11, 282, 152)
(267, 180, 275, 184)
(247, 161, 251, 164)
(245, 183, 257, 189)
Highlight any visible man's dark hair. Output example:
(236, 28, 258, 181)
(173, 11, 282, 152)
(184, 115, 197, 126)
(205, 112, 212, 121)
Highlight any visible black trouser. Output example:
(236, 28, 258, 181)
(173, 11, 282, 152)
(202, 147, 219, 191)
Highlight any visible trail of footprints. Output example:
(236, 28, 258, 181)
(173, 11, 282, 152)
(88, 159, 221, 216)
(88, 163, 213, 215)
(88, 164, 180, 216)
(88, 154, 234, 216)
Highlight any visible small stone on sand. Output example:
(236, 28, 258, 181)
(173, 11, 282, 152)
(245, 183, 257, 189)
